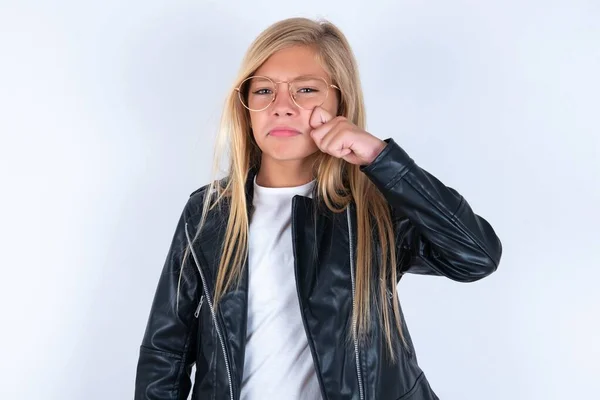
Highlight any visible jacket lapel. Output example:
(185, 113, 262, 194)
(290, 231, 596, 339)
(189, 170, 256, 398)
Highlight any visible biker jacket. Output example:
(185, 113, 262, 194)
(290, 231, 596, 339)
(134, 137, 502, 400)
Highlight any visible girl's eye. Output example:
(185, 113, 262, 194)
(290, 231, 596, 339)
(297, 87, 318, 94)
(252, 88, 273, 95)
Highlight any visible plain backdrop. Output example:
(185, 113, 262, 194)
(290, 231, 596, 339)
(1, 1, 598, 399)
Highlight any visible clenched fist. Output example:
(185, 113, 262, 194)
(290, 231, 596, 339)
(309, 106, 387, 166)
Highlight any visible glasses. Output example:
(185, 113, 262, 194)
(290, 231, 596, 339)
(235, 75, 340, 112)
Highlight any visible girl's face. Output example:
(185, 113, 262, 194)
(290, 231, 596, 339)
(248, 45, 340, 164)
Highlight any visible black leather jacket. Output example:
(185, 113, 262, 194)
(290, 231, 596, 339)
(135, 138, 502, 400)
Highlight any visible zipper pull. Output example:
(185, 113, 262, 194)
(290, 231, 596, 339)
(194, 295, 204, 318)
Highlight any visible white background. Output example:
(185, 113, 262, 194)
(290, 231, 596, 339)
(1, 1, 598, 399)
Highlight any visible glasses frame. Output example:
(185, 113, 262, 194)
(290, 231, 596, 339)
(234, 75, 340, 112)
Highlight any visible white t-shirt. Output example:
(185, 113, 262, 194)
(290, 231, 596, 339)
(239, 176, 323, 400)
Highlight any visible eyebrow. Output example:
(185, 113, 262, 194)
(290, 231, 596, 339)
(256, 74, 326, 81)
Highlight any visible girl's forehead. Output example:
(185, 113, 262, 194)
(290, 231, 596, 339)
(252, 67, 331, 82)
(254, 46, 329, 80)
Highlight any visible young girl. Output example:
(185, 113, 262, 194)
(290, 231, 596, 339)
(134, 17, 502, 400)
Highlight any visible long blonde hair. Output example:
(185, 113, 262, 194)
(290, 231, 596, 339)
(182, 17, 407, 363)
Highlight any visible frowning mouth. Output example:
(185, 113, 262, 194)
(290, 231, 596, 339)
(268, 125, 302, 137)
(268, 129, 302, 137)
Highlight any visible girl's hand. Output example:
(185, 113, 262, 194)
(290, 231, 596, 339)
(309, 106, 387, 166)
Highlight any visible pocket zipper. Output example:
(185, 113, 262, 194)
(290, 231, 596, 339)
(194, 295, 204, 318)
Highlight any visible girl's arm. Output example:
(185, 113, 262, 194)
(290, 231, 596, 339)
(134, 204, 200, 399)
(361, 138, 502, 282)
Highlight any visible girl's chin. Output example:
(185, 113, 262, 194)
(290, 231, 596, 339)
(262, 147, 320, 163)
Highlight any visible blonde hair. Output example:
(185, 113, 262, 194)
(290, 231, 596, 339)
(182, 17, 407, 363)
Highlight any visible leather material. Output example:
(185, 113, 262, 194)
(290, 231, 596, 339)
(135, 138, 502, 399)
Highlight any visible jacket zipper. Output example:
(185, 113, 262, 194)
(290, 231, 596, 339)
(185, 222, 234, 400)
(346, 206, 365, 400)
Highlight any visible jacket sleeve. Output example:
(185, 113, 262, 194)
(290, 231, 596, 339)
(360, 138, 502, 282)
(134, 201, 201, 399)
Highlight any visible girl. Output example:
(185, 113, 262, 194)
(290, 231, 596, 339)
(134, 17, 502, 400)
